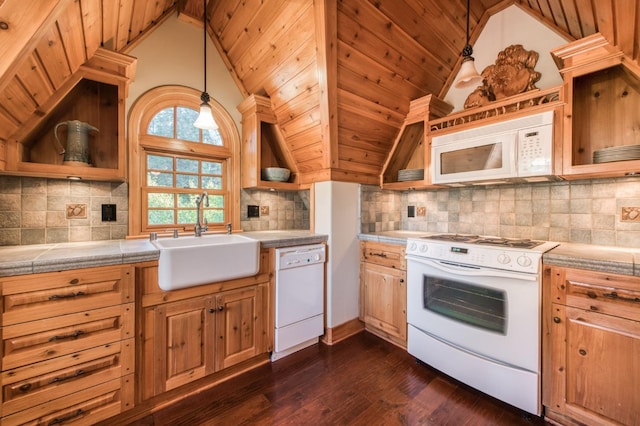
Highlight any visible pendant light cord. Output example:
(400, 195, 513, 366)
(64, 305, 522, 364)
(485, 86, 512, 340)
(462, 0, 473, 57)
(201, 0, 210, 103)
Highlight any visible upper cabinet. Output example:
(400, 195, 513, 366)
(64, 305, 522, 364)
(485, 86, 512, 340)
(381, 95, 452, 190)
(2, 49, 136, 181)
(552, 33, 640, 179)
(238, 94, 300, 190)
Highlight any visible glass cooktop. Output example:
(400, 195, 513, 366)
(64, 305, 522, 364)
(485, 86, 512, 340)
(423, 234, 545, 249)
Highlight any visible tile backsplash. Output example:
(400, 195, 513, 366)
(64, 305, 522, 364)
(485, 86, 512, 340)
(0, 176, 128, 246)
(361, 176, 640, 248)
(240, 189, 310, 231)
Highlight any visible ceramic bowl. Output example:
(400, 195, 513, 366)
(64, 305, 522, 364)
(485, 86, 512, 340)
(261, 167, 291, 182)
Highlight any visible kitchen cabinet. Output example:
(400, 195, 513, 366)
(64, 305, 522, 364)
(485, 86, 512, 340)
(381, 94, 452, 190)
(359, 241, 407, 347)
(0, 264, 135, 425)
(3, 48, 136, 181)
(138, 251, 271, 401)
(551, 33, 640, 179)
(237, 94, 300, 190)
(543, 265, 640, 426)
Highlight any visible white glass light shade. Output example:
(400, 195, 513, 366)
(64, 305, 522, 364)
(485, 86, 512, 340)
(454, 56, 483, 89)
(194, 100, 218, 130)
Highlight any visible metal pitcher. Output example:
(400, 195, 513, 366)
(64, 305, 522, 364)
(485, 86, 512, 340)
(54, 120, 99, 165)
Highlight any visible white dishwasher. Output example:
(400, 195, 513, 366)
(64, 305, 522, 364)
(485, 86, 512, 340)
(272, 243, 326, 361)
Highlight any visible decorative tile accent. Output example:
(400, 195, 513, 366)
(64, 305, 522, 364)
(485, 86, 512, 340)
(66, 203, 87, 219)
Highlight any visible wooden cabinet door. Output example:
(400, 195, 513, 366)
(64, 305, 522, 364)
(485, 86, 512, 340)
(361, 262, 407, 342)
(215, 285, 266, 371)
(146, 296, 216, 395)
(548, 303, 640, 426)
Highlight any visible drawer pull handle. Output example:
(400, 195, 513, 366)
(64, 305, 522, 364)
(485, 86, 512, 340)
(603, 292, 640, 303)
(370, 252, 387, 258)
(69, 278, 79, 285)
(18, 383, 32, 393)
(49, 291, 85, 300)
(49, 409, 84, 425)
(50, 369, 85, 384)
(586, 291, 597, 299)
(49, 330, 85, 342)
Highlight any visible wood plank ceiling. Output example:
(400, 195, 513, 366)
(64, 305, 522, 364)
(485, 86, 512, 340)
(0, 0, 638, 184)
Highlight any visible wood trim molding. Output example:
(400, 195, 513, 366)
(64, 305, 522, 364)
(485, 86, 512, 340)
(321, 318, 364, 346)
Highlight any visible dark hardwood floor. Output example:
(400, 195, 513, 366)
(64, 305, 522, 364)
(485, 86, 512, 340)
(130, 332, 549, 425)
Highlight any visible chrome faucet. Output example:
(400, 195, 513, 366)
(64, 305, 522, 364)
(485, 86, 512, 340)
(194, 191, 209, 237)
(226, 223, 232, 234)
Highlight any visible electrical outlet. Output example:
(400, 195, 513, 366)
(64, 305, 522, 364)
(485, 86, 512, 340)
(621, 207, 640, 222)
(247, 205, 260, 218)
(408, 206, 415, 218)
(101, 204, 116, 221)
(417, 207, 426, 216)
(260, 206, 270, 216)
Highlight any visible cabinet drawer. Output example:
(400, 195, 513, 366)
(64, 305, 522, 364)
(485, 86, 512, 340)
(550, 267, 640, 322)
(1, 265, 133, 326)
(2, 304, 134, 370)
(360, 241, 406, 270)
(1, 338, 134, 417)
(1, 374, 134, 426)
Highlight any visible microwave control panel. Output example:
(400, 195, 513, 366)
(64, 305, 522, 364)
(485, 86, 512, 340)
(517, 123, 553, 176)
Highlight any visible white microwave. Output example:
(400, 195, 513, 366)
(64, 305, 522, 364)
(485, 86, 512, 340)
(431, 111, 556, 185)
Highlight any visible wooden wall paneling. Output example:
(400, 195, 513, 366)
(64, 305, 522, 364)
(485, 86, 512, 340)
(226, 0, 294, 64)
(337, 12, 443, 93)
(80, 0, 102, 60)
(235, 5, 315, 92)
(215, 0, 262, 52)
(0, 0, 71, 94)
(592, 2, 615, 46)
(558, 0, 582, 39)
(266, 63, 319, 110)
(35, 26, 72, 90)
(572, 0, 596, 37)
(1, 79, 36, 124)
(338, 89, 404, 128)
(285, 126, 323, 153)
(209, 0, 242, 37)
(128, 0, 149, 43)
(339, 145, 388, 168)
(0, 109, 17, 140)
(101, 0, 120, 50)
(56, 1, 87, 72)
(115, 0, 136, 51)
(546, 0, 570, 34)
(16, 53, 55, 108)
(279, 104, 321, 140)
(614, 0, 637, 58)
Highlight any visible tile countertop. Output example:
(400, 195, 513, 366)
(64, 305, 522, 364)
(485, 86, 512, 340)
(358, 231, 640, 277)
(0, 231, 328, 278)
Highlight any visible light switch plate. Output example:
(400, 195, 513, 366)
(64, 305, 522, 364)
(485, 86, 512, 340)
(408, 206, 415, 217)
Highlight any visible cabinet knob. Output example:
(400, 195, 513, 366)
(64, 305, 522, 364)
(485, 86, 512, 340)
(553, 317, 561, 324)
(579, 349, 587, 356)
(218, 305, 224, 311)
(399, 279, 404, 283)
(208, 308, 215, 313)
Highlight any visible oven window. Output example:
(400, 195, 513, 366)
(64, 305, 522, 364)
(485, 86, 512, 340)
(423, 276, 506, 334)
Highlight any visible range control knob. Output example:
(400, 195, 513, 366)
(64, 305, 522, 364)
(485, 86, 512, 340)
(314, 254, 321, 261)
(408, 242, 418, 252)
(419, 244, 428, 253)
(497, 253, 511, 264)
(517, 255, 532, 267)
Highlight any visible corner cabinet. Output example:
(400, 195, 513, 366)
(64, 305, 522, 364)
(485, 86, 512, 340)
(359, 241, 407, 347)
(237, 94, 300, 190)
(3, 48, 136, 181)
(0, 265, 135, 425)
(542, 265, 640, 426)
(381, 95, 452, 190)
(551, 33, 640, 179)
(137, 250, 272, 401)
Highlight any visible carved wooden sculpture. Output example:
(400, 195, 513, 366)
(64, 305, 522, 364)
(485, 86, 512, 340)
(464, 44, 541, 109)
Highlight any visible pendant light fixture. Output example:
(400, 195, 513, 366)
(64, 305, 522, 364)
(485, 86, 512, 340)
(194, 0, 218, 130)
(454, 0, 483, 89)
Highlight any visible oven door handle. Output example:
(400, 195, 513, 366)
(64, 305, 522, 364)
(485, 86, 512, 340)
(407, 256, 538, 281)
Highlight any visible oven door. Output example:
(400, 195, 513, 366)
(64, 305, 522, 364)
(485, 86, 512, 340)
(406, 255, 540, 373)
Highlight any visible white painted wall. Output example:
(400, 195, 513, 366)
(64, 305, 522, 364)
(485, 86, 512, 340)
(445, 4, 570, 111)
(126, 15, 243, 131)
(314, 181, 360, 328)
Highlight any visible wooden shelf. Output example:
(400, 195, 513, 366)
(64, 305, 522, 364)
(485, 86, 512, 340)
(381, 94, 452, 190)
(238, 94, 300, 190)
(3, 49, 136, 181)
(552, 33, 640, 179)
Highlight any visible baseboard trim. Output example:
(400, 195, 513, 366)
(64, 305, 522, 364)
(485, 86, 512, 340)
(321, 318, 364, 345)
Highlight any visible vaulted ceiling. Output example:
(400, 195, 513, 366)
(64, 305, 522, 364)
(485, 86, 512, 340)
(0, 0, 638, 184)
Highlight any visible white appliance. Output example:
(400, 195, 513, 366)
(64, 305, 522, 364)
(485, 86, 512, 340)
(432, 110, 557, 185)
(272, 243, 326, 361)
(406, 234, 558, 415)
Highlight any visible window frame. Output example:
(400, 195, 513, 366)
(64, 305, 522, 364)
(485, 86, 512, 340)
(128, 86, 241, 237)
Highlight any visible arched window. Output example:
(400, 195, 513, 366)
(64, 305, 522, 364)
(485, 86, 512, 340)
(128, 86, 240, 236)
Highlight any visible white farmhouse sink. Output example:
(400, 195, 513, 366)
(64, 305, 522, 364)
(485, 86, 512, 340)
(152, 234, 260, 291)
